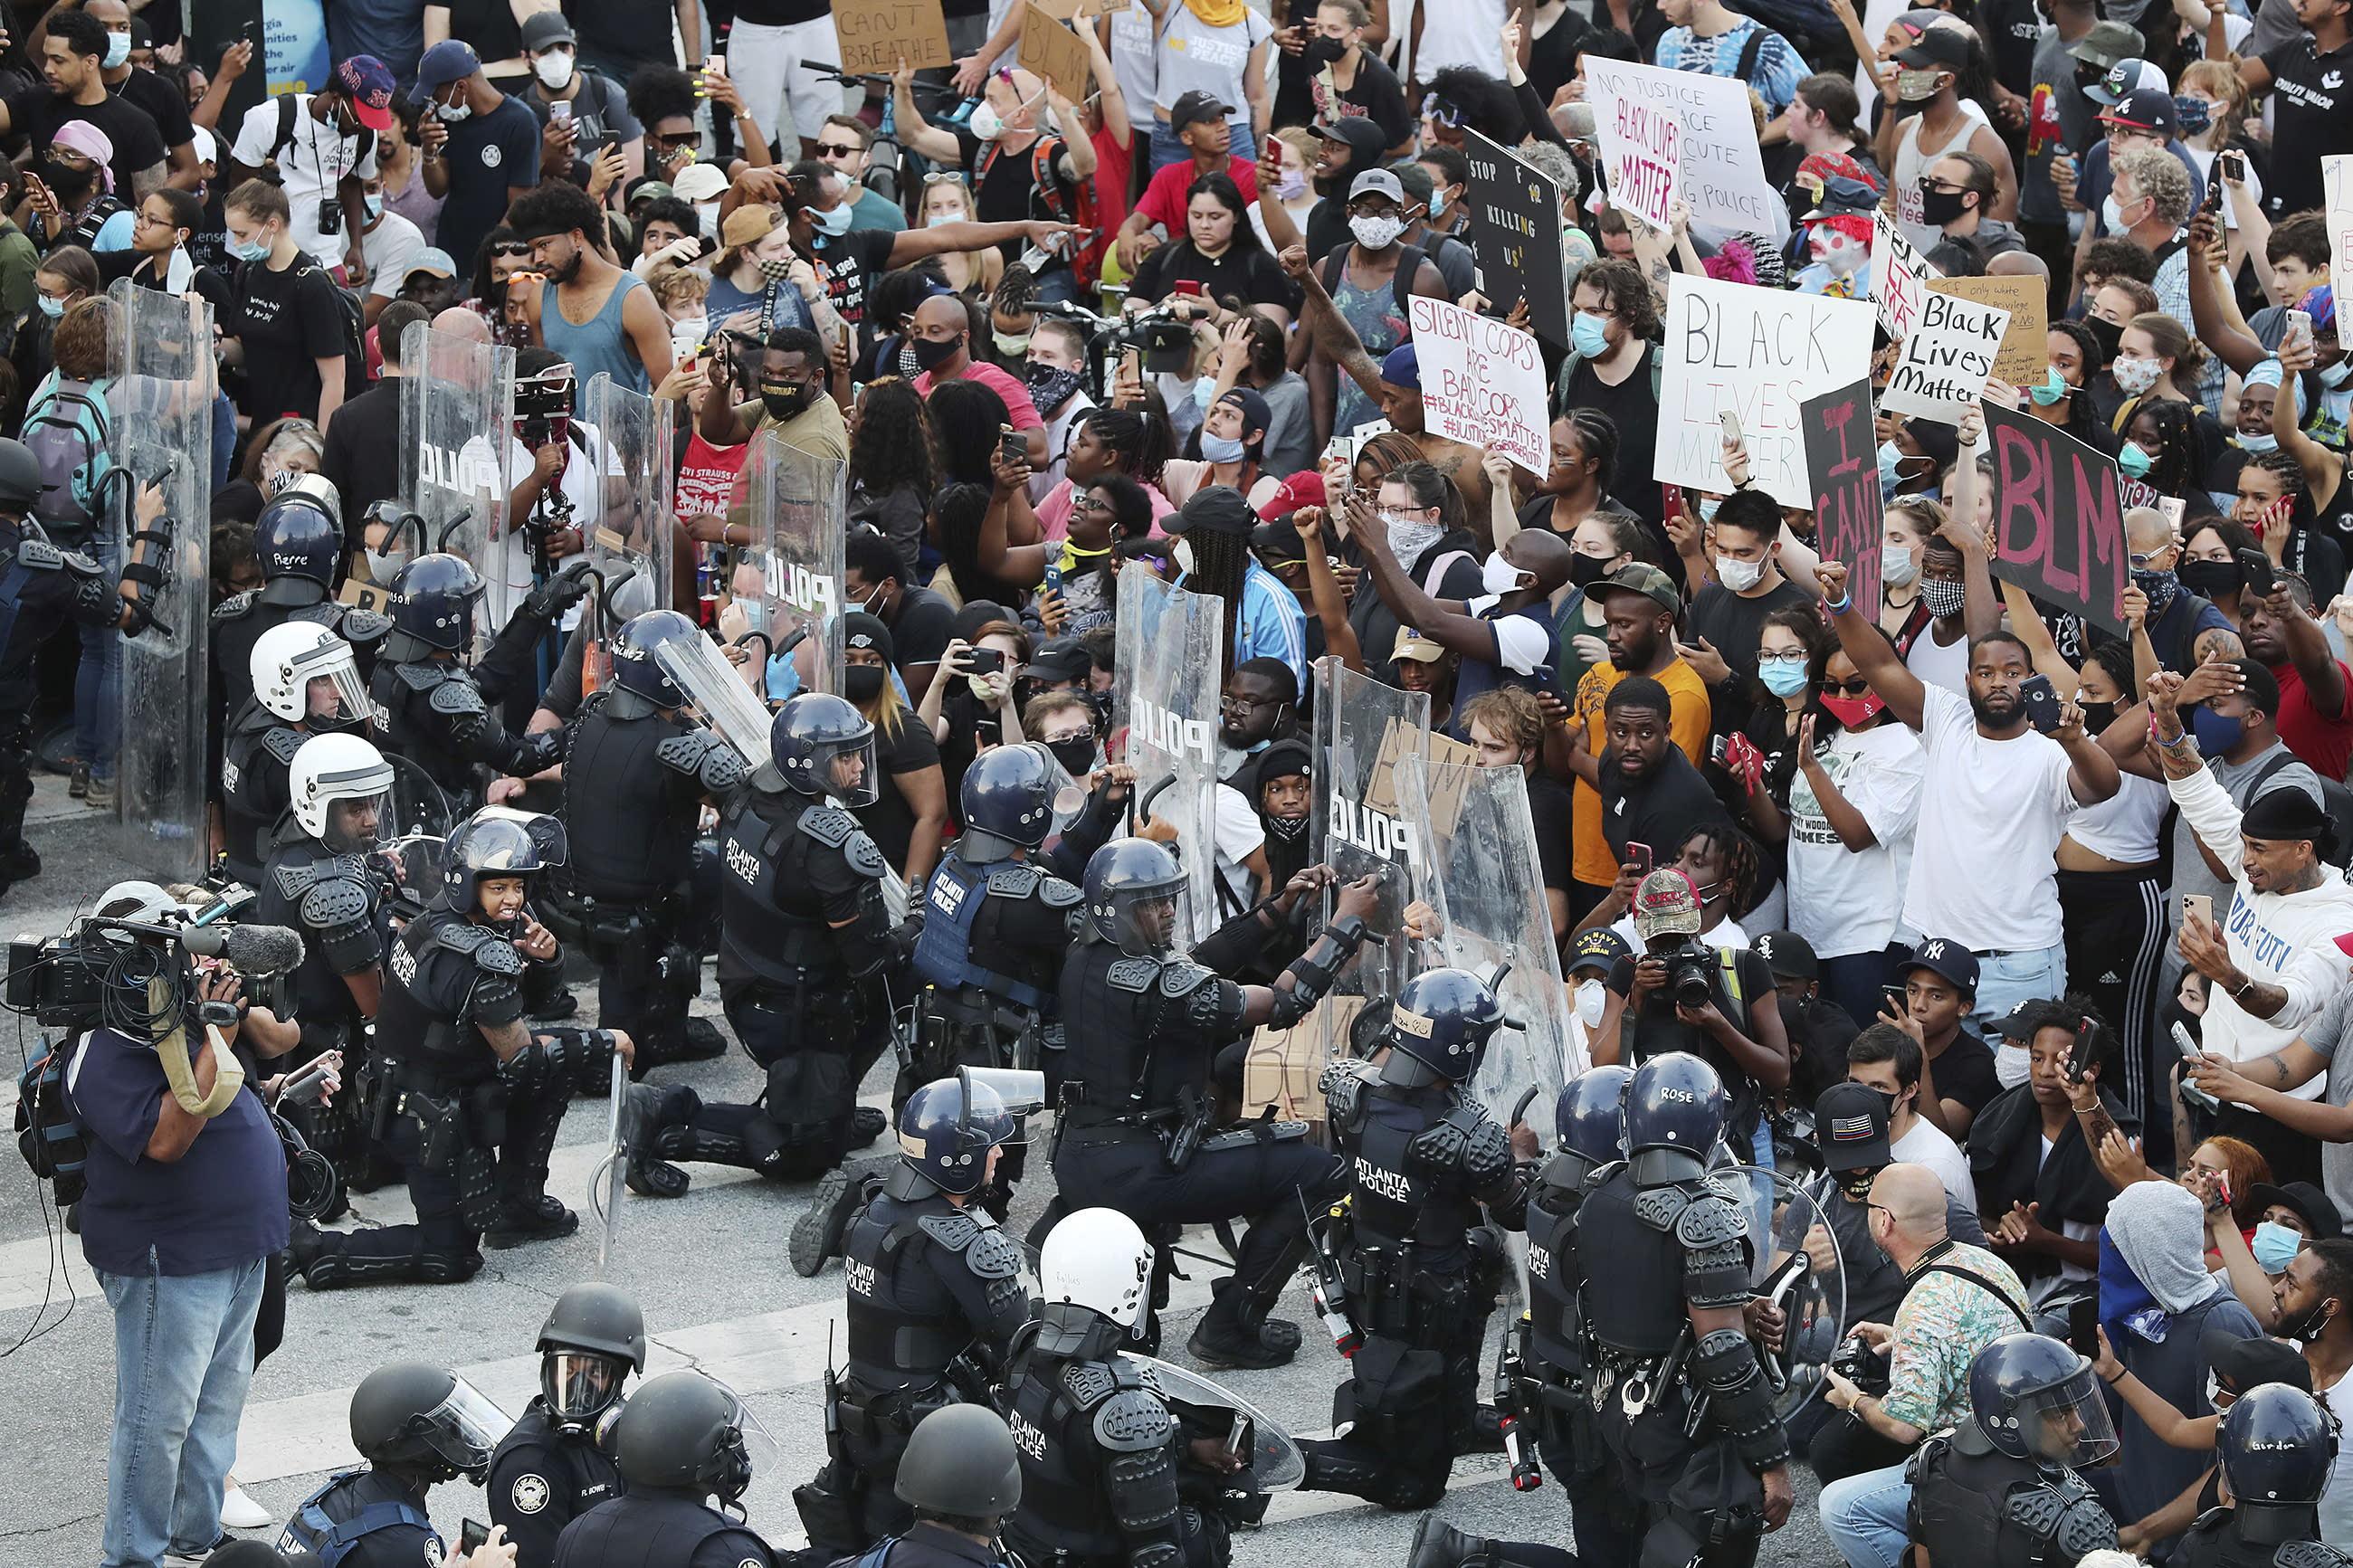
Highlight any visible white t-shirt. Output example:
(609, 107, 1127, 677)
(2320, 1373, 2353, 1550)
(2062, 769, 2167, 863)
(455, 421, 628, 632)
(1891, 1116, 1977, 1211)
(1610, 914, 1750, 952)
(1154, 6, 1274, 121)
(1465, 594, 1552, 674)
(1891, 98, 1990, 254)
(1786, 722, 1925, 958)
(1212, 780, 1267, 915)
(1412, 0, 1509, 78)
(229, 94, 379, 268)
(1109, 5, 1160, 132)
(1902, 683, 2081, 954)
(360, 211, 426, 300)
(1905, 620, 1971, 697)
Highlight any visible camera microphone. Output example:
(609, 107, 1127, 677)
(89, 918, 309, 977)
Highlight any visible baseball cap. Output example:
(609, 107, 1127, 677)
(2249, 1182, 2344, 1241)
(1167, 484, 1255, 537)
(720, 204, 776, 250)
(1169, 89, 1232, 134)
(1987, 1003, 2040, 1044)
(1596, 562, 1680, 615)
(1892, 26, 1970, 70)
(1348, 167, 1405, 204)
(1814, 1082, 1891, 1172)
(1632, 868, 1702, 940)
(2099, 87, 2178, 136)
(519, 10, 577, 51)
(1259, 470, 1325, 522)
(672, 163, 730, 203)
(1752, 931, 1818, 983)
(1568, 927, 1632, 976)
(1217, 386, 1272, 437)
(1313, 116, 1388, 165)
(401, 248, 458, 283)
(1252, 517, 1307, 563)
(1393, 627, 1447, 663)
(1379, 341, 1419, 388)
(1906, 937, 1979, 998)
(333, 54, 397, 133)
(2089, 57, 2168, 107)
(1803, 176, 1881, 223)
(410, 38, 481, 103)
(1022, 638, 1091, 685)
(2068, 21, 2145, 71)
(2202, 1326, 2316, 1397)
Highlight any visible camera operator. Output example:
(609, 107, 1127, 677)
(1596, 865, 1789, 1168)
(62, 893, 287, 1568)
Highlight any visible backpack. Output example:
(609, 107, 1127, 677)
(1319, 242, 1434, 325)
(2245, 749, 2353, 870)
(976, 134, 1097, 279)
(22, 377, 110, 543)
(14, 1033, 89, 1207)
(259, 92, 376, 187)
(234, 259, 370, 401)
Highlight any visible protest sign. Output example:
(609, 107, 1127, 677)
(1581, 58, 1785, 242)
(1407, 296, 1549, 475)
(1654, 273, 1876, 508)
(1985, 403, 2129, 637)
(1801, 379, 1883, 616)
(1870, 213, 1937, 341)
(1881, 288, 2013, 424)
(1461, 129, 1567, 348)
(2326, 157, 2353, 311)
(1016, 5, 1091, 101)
(1928, 273, 2049, 387)
(834, 0, 952, 74)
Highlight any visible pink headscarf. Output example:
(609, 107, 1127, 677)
(52, 121, 115, 194)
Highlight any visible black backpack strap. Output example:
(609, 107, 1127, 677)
(2247, 748, 2294, 803)
(1392, 242, 1427, 319)
(1735, 24, 1768, 83)
(1920, 1262, 2033, 1331)
(269, 90, 302, 167)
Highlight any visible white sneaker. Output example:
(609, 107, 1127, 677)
(220, 1481, 273, 1529)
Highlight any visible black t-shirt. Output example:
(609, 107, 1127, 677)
(1689, 576, 1813, 685)
(6, 85, 168, 197)
(858, 711, 943, 872)
(1528, 770, 1576, 895)
(111, 67, 192, 154)
(1130, 242, 1300, 313)
(433, 94, 540, 280)
(734, 0, 832, 24)
(321, 375, 404, 524)
(1608, 943, 1778, 1139)
(203, 256, 348, 422)
(1304, 196, 1348, 261)
(1562, 353, 1663, 529)
(443, 0, 523, 63)
(2260, 35, 2353, 217)
(1597, 745, 1722, 870)
(950, 127, 1076, 270)
(1317, 54, 1413, 151)
(814, 226, 900, 338)
(1929, 1024, 2003, 1119)
(888, 584, 956, 668)
(1977, 0, 2043, 96)
(571, 0, 687, 67)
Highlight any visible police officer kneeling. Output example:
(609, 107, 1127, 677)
(282, 1362, 506, 1566)
(488, 1282, 645, 1566)
(2172, 1382, 2353, 1568)
(1905, 1333, 2119, 1568)
(553, 1371, 776, 1568)
(868, 1404, 1025, 1568)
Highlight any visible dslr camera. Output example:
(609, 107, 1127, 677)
(1653, 938, 1719, 1010)
(1830, 1330, 1891, 1395)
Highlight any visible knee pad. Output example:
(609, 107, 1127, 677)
(767, 1050, 856, 1130)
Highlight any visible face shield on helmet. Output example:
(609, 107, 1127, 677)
(696, 1373, 775, 1502)
(1027, 742, 1088, 834)
(290, 735, 397, 854)
(251, 622, 370, 727)
(542, 1350, 629, 1426)
(2010, 1360, 2120, 1468)
(416, 1374, 512, 1478)
(1082, 838, 1189, 957)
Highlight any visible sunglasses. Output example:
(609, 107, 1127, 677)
(650, 131, 700, 150)
(492, 242, 532, 258)
(815, 141, 863, 157)
(1819, 678, 1872, 697)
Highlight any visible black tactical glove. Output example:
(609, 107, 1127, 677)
(520, 565, 593, 622)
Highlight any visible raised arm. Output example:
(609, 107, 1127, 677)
(1818, 560, 1929, 729)
(1343, 488, 1500, 657)
(1280, 242, 1386, 403)
(2185, 206, 2271, 378)
(1292, 509, 1364, 671)
(893, 59, 965, 165)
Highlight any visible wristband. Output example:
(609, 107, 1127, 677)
(1824, 593, 1853, 614)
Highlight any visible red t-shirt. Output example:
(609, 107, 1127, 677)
(2272, 658, 2353, 781)
(914, 361, 1044, 429)
(676, 432, 748, 520)
(1131, 154, 1260, 233)
(1084, 122, 1135, 287)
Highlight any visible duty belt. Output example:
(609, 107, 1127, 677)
(1587, 1335, 1694, 1421)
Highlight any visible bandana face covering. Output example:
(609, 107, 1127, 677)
(1821, 689, 1885, 727)
(1919, 577, 1967, 619)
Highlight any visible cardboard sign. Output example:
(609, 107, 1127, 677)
(2326, 156, 2353, 315)
(1461, 129, 1568, 349)
(1031, 0, 1084, 17)
(1870, 212, 1938, 342)
(337, 578, 390, 612)
(1985, 402, 2129, 637)
(1016, 5, 1091, 102)
(833, 0, 953, 76)
(1928, 272, 2049, 387)
(1654, 273, 1878, 509)
(1406, 296, 1550, 476)
(1881, 288, 2013, 424)
(1801, 379, 1884, 619)
(1581, 58, 1784, 241)
(1587, 62, 1681, 231)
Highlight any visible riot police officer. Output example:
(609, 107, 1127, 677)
(211, 477, 389, 725)
(488, 1282, 643, 1568)
(662, 693, 901, 1183)
(1004, 1206, 1246, 1568)
(555, 609, 739, 1076)
(291, 808, 633, 1286)
(887, 1405, 1024, 1568)
(281, 1361, 505, 1567)
(370, 551, 584, 805)
(220, 622, 375, 886)
(1056, 839, 1377, 1369)
(2172, 1383, 2352, 1568)
(795, 1074, 1032, 1556)
(552, 1371, 777, 1568)
(1299, 968, 1529, 1508)
(1905, 1333, 2119, 1568)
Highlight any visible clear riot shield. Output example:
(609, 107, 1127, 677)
(578, 375, 675, 656)
(107, 282, 214, 881)
(1396, 754, 1573, 1148)
(1309, 660, 1435, 1031)
(399, 324, 517, 651)
(1133, 1356, 1306, 1489)
(651, 626, 776, 774)
(1113, 568, 1224, 945)
(1724, 1165, 1845, 1418)
(729, 430, 845, 697)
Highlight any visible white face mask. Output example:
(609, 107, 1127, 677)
(1881, 543, 1920, 587)
(970, 102, 1005, 141)
(1481, 550, 1527, 596)
(1350, 213, 1405, 250)
(1574, 978, 1608, 1028)
(435, 94, 473, 123)
(1718, 555, 1765, 592)
(535, 51, 575, 90)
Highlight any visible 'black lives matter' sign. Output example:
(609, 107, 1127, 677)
(1461, 128, 1567, 350)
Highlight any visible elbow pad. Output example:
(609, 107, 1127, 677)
(512, 727, 566, 777)
(1693, 1326, 1790, 1470)
(1265, 916, 1370, 1028)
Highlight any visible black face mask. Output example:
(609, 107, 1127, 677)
(2178, 556, 2244, 601)
(1919, 186, 1969, 228)
(1569, 551, 1611, 587)
(1047, 735, 1097, 775)
(2078, 700, 2118, 735)
(1834, 1167, 1881, 1202)
(843, 665, 886, 703)
(1085, 688, 1114, 726)
(38, 157, 94, 206)
(911, 334, 963, 372)
(1264, 812, 1310, 843)
(1303, 34, 1348, 68)
(2085, 314, 2125, 361)
(761, 382, 816, 423)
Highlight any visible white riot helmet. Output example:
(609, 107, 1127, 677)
(249, 621, 371, 726)
(1039, 1207, 1153, 1328)
(289, 733, 397, 853)
(92, 879, 177, 921)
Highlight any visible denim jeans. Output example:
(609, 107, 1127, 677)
(1148, 119, 1256, 174)
(98, 1251, 267, 1568)
(1972, 942, 2067, 1088)
(75, 537, 119, 781)
(1817, 1459, 1913, 1568)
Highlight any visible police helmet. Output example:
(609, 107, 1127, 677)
(253, 476, 345, 594)
(959, 743, 1070, 851)
(1555, 1064, 1633, 1165)
(536, 1282, 646, 1433)
(2221, 1383, 2339, 1543)
(610, 610, 699, 708)
(93, 879, 177, 922)
(898, 1072, 1015, 1194)
(348, 1362, 508, 1482)
(388, 553, 486, 651)
(0, 437, 42, 510)
(1622, 1052, 1727, 1157)
(250, 621, 369, 727)
(609, 1371, 755, 1501)
(1039, 1206, 1154, 1329)
(770, 691, 878, 807)
(895, 1404, 1024, 1517)
(1968, 1333, 2120, 1468)
(1380, 966, 1505, 1086)
(287, 733, 395, 854)
(443, 806, 567, 910)
(1081, 837, 1187, 955)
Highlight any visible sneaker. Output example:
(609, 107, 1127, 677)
(790, 1164, 872, 1278)
(67, 761, 87, 799)
(84, 774, 115, 810)
(485, 1194, 578, 1249)
(220, 1479, 273, 1529)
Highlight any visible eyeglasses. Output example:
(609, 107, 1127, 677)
(1220, 694, 1279, 714)
(134, 210, 177, 229)
(1758, 651, 1809, 667)
(1071, 494, 1112, 514)
(2128, 548, 2174, 568)
(1819, 677, 1872, 697)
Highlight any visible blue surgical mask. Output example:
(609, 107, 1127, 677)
(2029, 366, 2072, 406)
(363, 193, 385, 223)
(2118, 440, 2154, 479)
(36, 295, 63, 318)
(2253, 1221, 2305, 1274)
(2321, 360, 2353, 391)
(1759, 655, 1810, 697)
(1200, 431, 1246, 461)
(1698, 496, 1721, 523)
(1192, 375, 1218, 410)
(1430, 187, 1451, 217)
(1570, 310, 1610, 358)
(102, 30, 129, 69)
(2240, 430, 2279, 453)
(1877, 441, 1906, 498)
(1881, 542, 1919, 586)
(225, 227, 272, 262)
(2191, 703, 2244, 755)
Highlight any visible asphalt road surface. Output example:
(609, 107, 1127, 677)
(0, 774, 1836, 1566)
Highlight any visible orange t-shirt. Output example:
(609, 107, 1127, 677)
(1569, 657, 1714, 887)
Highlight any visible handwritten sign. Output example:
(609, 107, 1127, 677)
(1870, 212, 1938, 342)
(1580, 58, 1784, 242)
(1882, 289, 2013, 424)
(1461, 129, 1567, 349)
(2326, 157, 2353, 316)
(1928, 272, 2049, 387)
(1654, 273, 1877, 508)
(834, 0, 953, 73)
(1588, 62, 1681, 231)
(1986, 402, 2129, 637)
(1016, 5, 1091, 101)
(1802, 379, 1884, 617)
(1406, 296, 1549, 476)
